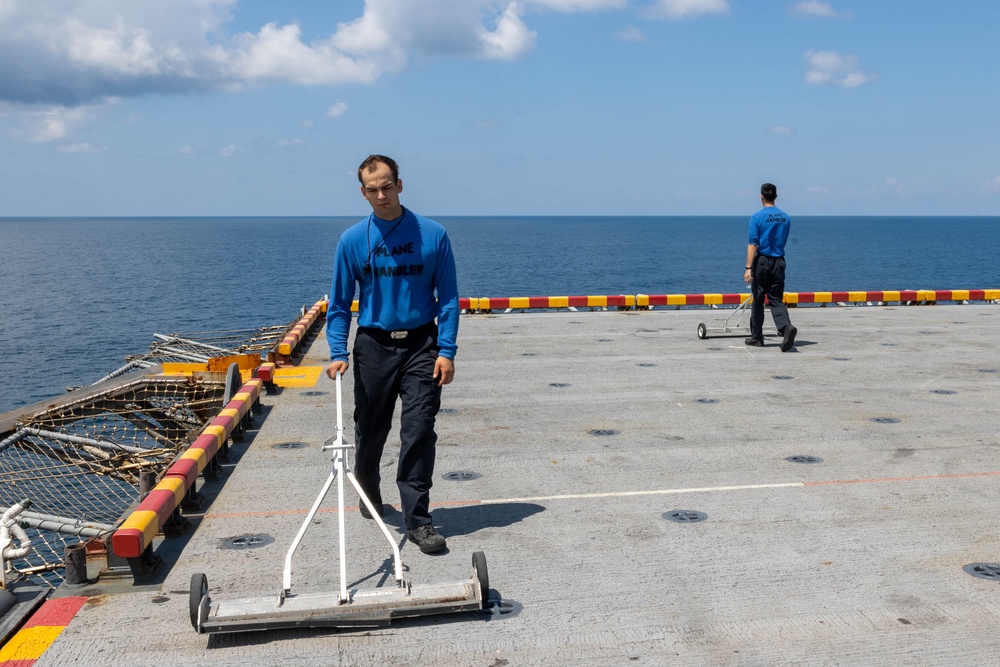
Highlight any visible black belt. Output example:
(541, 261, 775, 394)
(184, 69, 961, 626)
(358, 321, 435, 345)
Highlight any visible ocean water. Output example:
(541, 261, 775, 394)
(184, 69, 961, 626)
(1, 215, 998, 412)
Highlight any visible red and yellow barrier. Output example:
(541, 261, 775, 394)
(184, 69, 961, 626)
(473, 295, 636, 311)
(784, 289, 1000, 304)
(273, 298, 328, 366)
(112, 378, 263, 559)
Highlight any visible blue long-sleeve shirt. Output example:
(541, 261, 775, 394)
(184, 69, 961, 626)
(326, 208, 459, 362)
(748, 206, 791, 258)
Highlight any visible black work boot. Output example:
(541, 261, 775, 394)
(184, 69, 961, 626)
(407, 524, 447, 554)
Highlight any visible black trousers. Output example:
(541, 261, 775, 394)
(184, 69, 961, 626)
(750, 254, 792, 340)
(352, 323, 441, 530)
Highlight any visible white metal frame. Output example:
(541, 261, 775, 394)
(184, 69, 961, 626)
(281, 371, 405, 604)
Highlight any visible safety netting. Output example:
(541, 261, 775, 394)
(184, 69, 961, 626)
(92, 321, 296, 384)
(1, 376, 226, 587)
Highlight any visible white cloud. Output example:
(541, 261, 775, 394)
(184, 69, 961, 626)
(0, 0, 18, 21)
(274, 137, 304, 149)
(178, 145, 195, 155)
(326, 101, 349, 118)
(804, 50, 877, 88)
(219, 144, 244, 157)
(58, 142, 104, 154)
(645, 0, 730, 20)
(616, 25, 646, 42)
(792, 1, 837, 18)
(479, 2, 536, 60)
(985, 176, 1000, 191)
(22, 106, 91, 142)
(0, 0, 552, 109)
(528, 0, 628, 10)
(768, 125, 795, 134)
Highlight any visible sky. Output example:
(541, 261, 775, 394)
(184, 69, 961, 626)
(0, 0, 998, 217)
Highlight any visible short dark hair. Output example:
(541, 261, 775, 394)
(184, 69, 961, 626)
(760, 183, 777, 202)
(358, 154, 399, 184)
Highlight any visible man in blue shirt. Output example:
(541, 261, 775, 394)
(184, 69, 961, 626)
(743, 183, 797, 352)
(325, 154, 459, 554)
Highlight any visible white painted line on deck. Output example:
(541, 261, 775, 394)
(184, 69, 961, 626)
(480, 482, 805, 505)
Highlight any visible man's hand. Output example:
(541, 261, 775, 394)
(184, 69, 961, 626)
(433, 356, 455, 386)
(325, 360, 349, 380)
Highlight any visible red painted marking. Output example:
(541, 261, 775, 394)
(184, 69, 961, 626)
(797, 292, 815, 303)
(112, 528, 144, 558)
(607, 295, 627, 307)
(686, 294, 705, 305)
(805, 470, 1000, 487)
(459, 298, 472, 310)
(528, 296, 549, 308)
(21, 596, 88, 628)
(899, 290, 918, 300)
(830, 291, 849, 301)
(866, 291, 884, 301)
(166, 458, 199, 487)
(721, 293, 742, 305)
(970, 290, 985, 300)
(137, 488, 177, 526)
(210, 413, 236, 433)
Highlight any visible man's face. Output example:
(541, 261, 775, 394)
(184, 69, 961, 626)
(360, 162, 403, 220)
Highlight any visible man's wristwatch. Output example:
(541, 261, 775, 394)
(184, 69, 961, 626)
(745, 266, 751, 270)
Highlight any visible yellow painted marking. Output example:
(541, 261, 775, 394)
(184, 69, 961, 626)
(157, 476, 186, 504)
(882, 290, 900, 301)
(549, 296, 569, 308)
(219, 407, 240, 421)
(274, 366, 324, 388)
(848, 291, 867, 302)
(636, 294, 650, 307)
(666, 294, 686, 306)
(160, 362, 208, 375)
(120, 510, 160, 543)
(813, 292, 833, 303)
(508, 297, 530, 309)
(180, 447, 208, 472)
(203, 424, 227, 444)
(952, 290, 970, 300)
(0, 625, 66, 660)
(703, 293, 723, 305)
(587, 295, 608, 307)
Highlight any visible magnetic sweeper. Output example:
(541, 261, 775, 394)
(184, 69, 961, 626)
(696, 293, 776, 340)
(189, 372, 489, 634)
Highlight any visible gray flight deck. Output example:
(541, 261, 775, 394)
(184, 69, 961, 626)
(38, 304, 1000, 666)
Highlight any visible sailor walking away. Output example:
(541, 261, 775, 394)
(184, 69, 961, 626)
(744, 182, 797, 352)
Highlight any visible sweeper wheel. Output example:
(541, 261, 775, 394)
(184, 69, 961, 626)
(697, 323, 708, 339)
(472, 551, 489, 608)
(190, 572, 208, 630)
